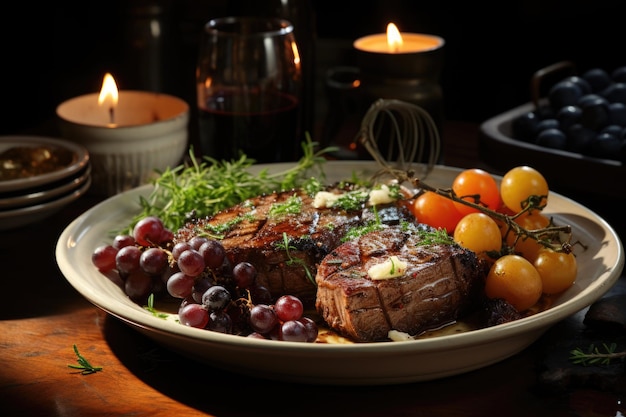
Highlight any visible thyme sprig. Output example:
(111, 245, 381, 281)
(68, 344, 103, 375)
(122, 137, 336, 234)
(570, 343, 626, 366)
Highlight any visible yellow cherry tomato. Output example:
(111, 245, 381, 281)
(453, 213, 502, 261)
(485, 254, 543, 312)
(533, 248, 578, 294)
(500, 166, 549, 212)
(505, 211, 551, 263)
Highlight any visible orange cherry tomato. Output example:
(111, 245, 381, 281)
(451, 168, 501, 216)
(411, 191, 463, 234)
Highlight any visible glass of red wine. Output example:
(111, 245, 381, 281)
(196, 16, 303, 163)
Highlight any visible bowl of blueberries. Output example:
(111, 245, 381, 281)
(480, 61, 626, 199)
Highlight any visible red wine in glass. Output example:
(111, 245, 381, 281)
(199, 89, 299, 163)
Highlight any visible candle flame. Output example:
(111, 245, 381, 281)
(386, 23, 403, 52)
(98, 73, 119, 108)
(291, 41, 301, 68)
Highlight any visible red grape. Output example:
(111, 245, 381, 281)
(280, 320, 308, 342)
(179, 303, 209, 328)
(199, 240, 226, 270)
(166, 271, 195, 298)
(116, 245, 142, 275)
(92, 244, 118, 272)
(177, 249, 205, 277)
(133, 216, 165, 247)
(274, 295, 303, 322)
(140, 247, 168, 276)
(249, 304, 278, 334)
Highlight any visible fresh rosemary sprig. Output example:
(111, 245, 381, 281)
(123, 137, 336, 234)
(570, 343, 626, 366)
(68, 344, 103, 375)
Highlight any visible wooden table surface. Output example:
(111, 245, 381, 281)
(1, 121, 624, 417)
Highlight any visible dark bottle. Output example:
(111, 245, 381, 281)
(120, 0, 181, 95)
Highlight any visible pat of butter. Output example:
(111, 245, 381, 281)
(368, 184, 395, 206)
(368, 255, 407, 280)
(313, 191, 342, 208)
(388, 330, 414, 342)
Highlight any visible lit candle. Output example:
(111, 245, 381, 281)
(56, 73, 190, 196)
(353, 23, 445, 79)
(353, 23, 443, 55)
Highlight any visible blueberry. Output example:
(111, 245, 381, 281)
(601, 124, 623, 137)
(582, 68, 612, 93)
(602, 82, 626, 104)
(556, 105, 582, 130)
(548, 80, 584, 111)
(611, 66, 626, 83)
(566, 123, 595, 153)
(562, 75, 591, 95)
(512, 111, 541, 142)
(578, 94, 610, 130)
(608, 102, 626, 126)
(589, 132, 622, 159)
(536, 128, 567, 150)
(536, 118, 560, 133)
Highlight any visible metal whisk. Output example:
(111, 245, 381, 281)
(356, 99, 441, 180)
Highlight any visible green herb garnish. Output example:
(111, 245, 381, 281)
(144, 293, 169, 319)
(68, 345, 103, 375)
(415, 227, 455, 246)
(276, 232, 315, 286)
(332, 189, 369, 211)
(268, 195, 303, 217)
(570, 343, 626, 366)
(124, 138, 335, 233)
(342, 221, 385, 242)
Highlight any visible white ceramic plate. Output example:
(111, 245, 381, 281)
(0, 163, 91, 210)
(55, 161, 624, 385)
(0, 135, 90, 193)
(0, 176, 91, 231)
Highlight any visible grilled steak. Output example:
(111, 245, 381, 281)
(315, 224, 487, 342)
(174, 184, 413, 308)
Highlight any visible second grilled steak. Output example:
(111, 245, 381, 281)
(315, 224, 487, 342)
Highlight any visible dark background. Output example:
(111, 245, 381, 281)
(2, 0, 624, 138)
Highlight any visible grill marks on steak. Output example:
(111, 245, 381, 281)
(174, 186, 413, 309)
(315, 225, 487, 342)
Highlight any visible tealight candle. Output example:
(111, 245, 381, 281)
(353, 23, 445, 78)
(56, 73, 190, 196)
(353, 23, 442, 55)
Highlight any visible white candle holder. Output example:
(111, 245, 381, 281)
(56, 91, 189, 196)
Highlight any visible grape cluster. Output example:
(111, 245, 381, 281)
(91, 216, 318, 342)
(512, 65, 626, 161)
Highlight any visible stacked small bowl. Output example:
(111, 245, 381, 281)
(0, 135, 91, 231)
